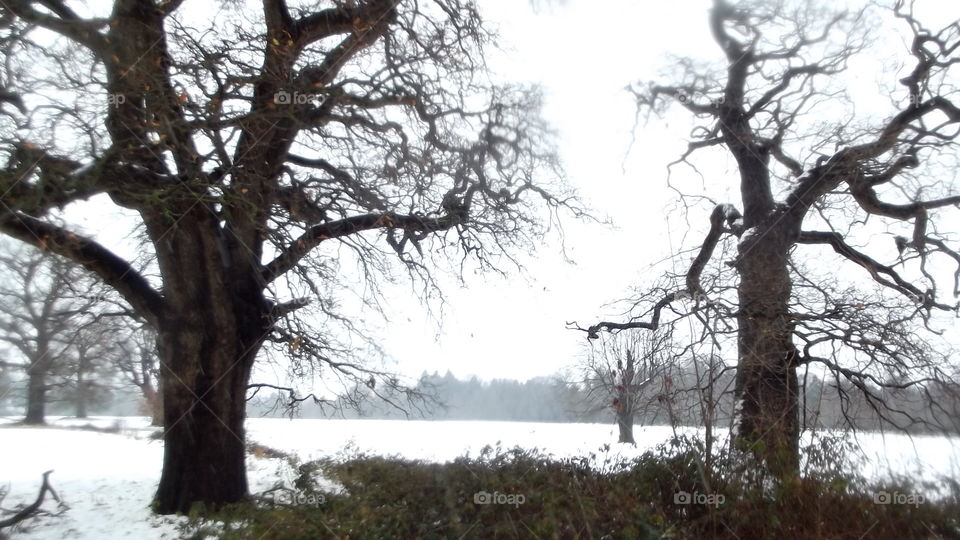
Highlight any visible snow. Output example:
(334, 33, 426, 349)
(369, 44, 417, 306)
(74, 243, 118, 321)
(0, 417, 303, 539)
(0, 420, 180, 539)
(1, 416, 958, 538)
(245, 417, 684, 464)
(738, 226, 761, 249)
(67, 162, 96, 179)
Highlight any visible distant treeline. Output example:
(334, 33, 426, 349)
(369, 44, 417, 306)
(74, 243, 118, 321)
(248, 366, 960, 435)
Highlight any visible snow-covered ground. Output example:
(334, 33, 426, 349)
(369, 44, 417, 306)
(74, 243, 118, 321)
(244, 417, 960, 483)
(1, 416, 958, 538)
(0, 418, 180, 539)
(0, 417, 302, 539)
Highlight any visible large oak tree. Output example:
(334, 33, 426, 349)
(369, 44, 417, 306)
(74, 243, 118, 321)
(0, 0, 574, 513)
(576, 0, 960, 478)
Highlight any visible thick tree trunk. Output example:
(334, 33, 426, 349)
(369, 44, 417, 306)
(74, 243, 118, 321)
(140, 199, 273, 514)
(24, 340, 51, 425)
(153, 308, 261, 514)
(24, 368, 46, 425)
(734, 224, 800, 477)
(617, 352, 637, 444)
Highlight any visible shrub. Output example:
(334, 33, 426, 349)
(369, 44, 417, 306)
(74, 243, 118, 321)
(181, 437, 960, 539)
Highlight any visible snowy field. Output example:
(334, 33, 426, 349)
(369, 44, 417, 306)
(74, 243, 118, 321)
(1, 416, 958, 538)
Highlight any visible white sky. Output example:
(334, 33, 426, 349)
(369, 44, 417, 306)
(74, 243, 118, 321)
(51, 0, 960, 386)
(373, 0, 709, 382)
(374, 0, 960, 382)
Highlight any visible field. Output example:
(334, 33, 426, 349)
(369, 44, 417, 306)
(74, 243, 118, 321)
(1, 416, 958, 538)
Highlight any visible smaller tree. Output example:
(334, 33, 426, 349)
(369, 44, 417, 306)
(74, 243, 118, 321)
(113, 323, 162, 426)
(579, 329, 673, 444)
(0, 242, 96, 424)
(56, 317, 128, 419)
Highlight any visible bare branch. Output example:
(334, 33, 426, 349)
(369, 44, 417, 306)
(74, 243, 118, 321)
(0, 470, 61, 529)
(0, 213, 162, 326)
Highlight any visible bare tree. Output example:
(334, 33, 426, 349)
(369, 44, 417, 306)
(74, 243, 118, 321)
(0, 0, 577, 512)
(0, 241, 94, 424)
(578, 330, 672, 444)
(113, 323, 162, 426)
(57, 312, 139, 419)
(59, 322, 114, 418)
(574, 0, 960, 479)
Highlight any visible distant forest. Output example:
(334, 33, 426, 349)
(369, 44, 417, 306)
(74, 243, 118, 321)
(248, 363, 960, 435)
(4, 359, 956, 436)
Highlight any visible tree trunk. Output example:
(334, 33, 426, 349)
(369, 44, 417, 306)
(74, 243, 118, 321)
(617, 410, 635, 444)
(152, 306, 261, 514)
(618, 350, 637, 444)
(75, 392, 88, 418)
(143, 191, 271, 513)
(24, 340, 50, 425)
(75, 373, 88, 418)
(734, 224, 800, 477)
(24, 367, 46, 425)
(616, 387, 635, 444)
(142, 384, 162, 427)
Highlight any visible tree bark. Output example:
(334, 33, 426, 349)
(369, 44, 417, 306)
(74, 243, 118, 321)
(24, 340, 50, 425)
(149, 211, 269, 514)
(75, 372, 88, 418)
(618, 349, 637, 444)
(142, 384, 162, 427)
(24, 368, 46, 425)
(733, 220, 800, 477)
(617, 409, 635, 444)
(75, 392, 88, 418)
(153, 310, 261, 513)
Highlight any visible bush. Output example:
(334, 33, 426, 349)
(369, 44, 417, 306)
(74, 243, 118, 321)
(181, 437, 960, 539)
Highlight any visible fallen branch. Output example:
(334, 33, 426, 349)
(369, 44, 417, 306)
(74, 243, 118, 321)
(0, 470, 61, 530)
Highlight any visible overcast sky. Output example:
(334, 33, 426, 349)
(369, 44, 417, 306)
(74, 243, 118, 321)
(372, 0, 708, 382)
(373, 0, 960, 383)
(53, 0, 960, 387)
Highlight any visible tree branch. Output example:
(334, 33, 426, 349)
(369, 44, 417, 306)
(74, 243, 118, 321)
(0, 213, 163, 326)
(688, 203, 742, 294)
(572, 203, 741, 339)
(262, 210, 462, 283)
(5, 1, 106, 51)
(0, 470, 60, 529)
(787, 96, 960, 211)
(796, 230, 953, 311)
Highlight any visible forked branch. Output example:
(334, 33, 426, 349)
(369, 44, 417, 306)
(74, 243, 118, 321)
(572, 203, 741, 339)
(0, 470, 61, 530)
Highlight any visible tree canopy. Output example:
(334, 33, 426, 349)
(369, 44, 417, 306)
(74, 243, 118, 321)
(575, 0, 960, 476)
(0, 0, 578, 512)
